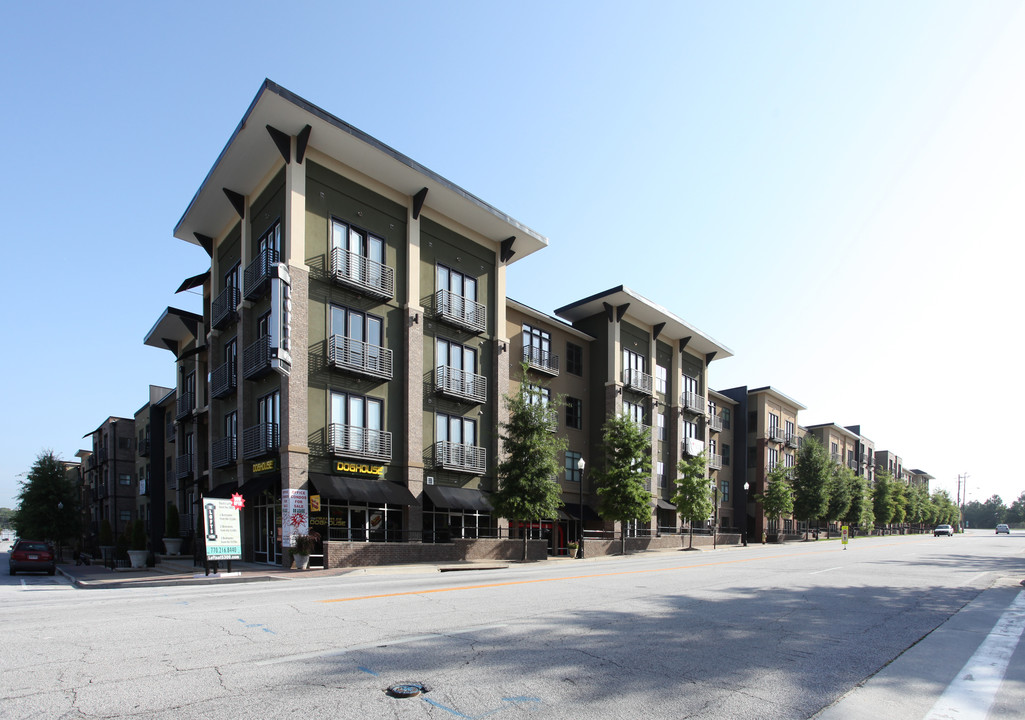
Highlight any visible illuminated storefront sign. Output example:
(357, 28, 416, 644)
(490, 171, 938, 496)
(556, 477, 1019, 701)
(334, 461, 385, 476)
(253, 459, 277, 474)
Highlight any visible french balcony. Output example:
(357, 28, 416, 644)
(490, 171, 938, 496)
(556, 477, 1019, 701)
(243, 248, 279, 301)
(434, 289, 486, 334)
(175, 453, 194, 481)
(623, 368, 654, 395)
(211, 286, 240, 330)
(766, 426, 785, 443)
(139, 479, 148, 496)
(211, 436, 237, 469)
(709, 413, 723, 433)
(330, 247, 395, 300)
(683, 436, 705, 457)
(708, 453, 723, 470)
(434, 441, 486, 474)
(175, 392, 195, 421)
(523, 345, 559, 376)
(785, 433, 800, 449)
(328, 335, 393, 381)
(243, 335, 272, 380)
(435, 366, 487, 405)
(328, 424, 393, 462)
(848, 458, 859, 470)
(165, 419, 175, 443)
(681, 391, 705, 415)
(138, 438, 150, 457)
(210, 361, 237, 399)
(242, 423, 279, 460)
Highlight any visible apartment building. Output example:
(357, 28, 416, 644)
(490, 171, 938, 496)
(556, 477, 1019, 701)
(844, 425, 875, 484)
(804, 423, 860, 473)
(874, 450, 902, 482)
(708, 389, 739, 531)
(907, 469, 933, 490)
(719, 386, 806, 539)
(82, 417, 136, 543)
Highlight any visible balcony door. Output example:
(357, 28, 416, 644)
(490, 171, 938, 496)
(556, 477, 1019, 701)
(332, 305, 382, 368)
(331, 392, 383, 455)
(437, 338, 476, 395)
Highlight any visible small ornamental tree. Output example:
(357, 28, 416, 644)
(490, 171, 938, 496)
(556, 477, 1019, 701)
(672, 452, 712, 549)
(792, 436, 830, 538)
(492, 370, 566, 561)
(873, 471, 896, 530)
(131, 519, 147, 552)
(930, 489, 958, 526)
(825, 463, 854, 534)
(593, 413, 652, 555)
(843, 472, 873, 534)
(165, 504, 180, 538)
(759, 463, 794, 540)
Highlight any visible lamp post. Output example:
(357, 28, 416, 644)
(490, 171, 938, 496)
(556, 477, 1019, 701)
(709, 480, 719, 550)
(577, 456, 586, 559)
(56, 501, 64, 563)
(742, 482, 749, 546)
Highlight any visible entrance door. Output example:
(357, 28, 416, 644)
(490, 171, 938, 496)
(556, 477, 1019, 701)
(256, 502, 280, 565)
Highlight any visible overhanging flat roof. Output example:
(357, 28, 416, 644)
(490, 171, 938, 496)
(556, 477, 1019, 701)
(745, 386, 808, 411)
(143, 307, 203, 353)
(175, 79, 548, 264)
(804, 422, 858, 441)
(554, 286, 733, 361)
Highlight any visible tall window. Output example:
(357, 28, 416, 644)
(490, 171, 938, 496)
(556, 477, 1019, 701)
(623, 349, 646, 375)
(566, 397, 582, 430)
(723, 444, 731, 466)
(224, 337, 237, 369)
(225, 261, 240, 294)
(683, 419, 698, 439)
(722, 407, 731, 429)
(682, 374, 698, 396)
(331, 218, 384, 285)
(784, 453, 795, 468)
(565, 451, 582, 482)
(767, 446, 779, 469)
(437, 265, 476, 302)
(720, 480, 729, 503)
(566, 342, 583, 375)
(437, 337, 478, 396)
(655, 364, 668, 394)
(224, 411, 237, 440)
(258, 221, 281, 259)
(522, 324, 551, 365)
(785, 419, 795, 440)
(257, 311, 270, 339)
(333, 304, 384, 367)
(768, 412, 780, 432)
(258, 390, 280, 429)
(657, 413, 666, 441)
(437, 413, 477, 446)
(624, 400, 644, 428)
(331, 392, 383, 452)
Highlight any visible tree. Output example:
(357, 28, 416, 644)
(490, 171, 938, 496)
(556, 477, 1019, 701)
(792, 436, 830, 538)
(14, 450, 80, 555)
(1008, 492, 1025, 526)
(672, 452, 712, 549)
(930, 490, 958, 526)
(872, 471, 896, 529)
(890, 480, 908, 529)
(492, 375, 566, 561)
(593, 413, 652, 555)
(825, 463, 854, 531)
(906, 484, 932, 530)
(759, 463, 795, 540)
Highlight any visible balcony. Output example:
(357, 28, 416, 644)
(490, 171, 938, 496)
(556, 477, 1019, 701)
(210, 361, 237, 399)
(681, 391, 705, 415)
(683, 436, 705, 457)
(166, 419, 175, 443)
(175, 454, 194, 481)
(330, 247, 395, 300)
(709, 413, 723, 433)
(175, 392, 195, 421)
(523, 345, 559, 376)
(243, 335, 272, 380)
(242, 423, 279, 460)
(328, 424, 393, 462)
(139, 478, 148, 496)
(785, 433, 800, 449)
(434, 289, 486, 334)
(244, 248, 279, 301)
(848, 458, 859, 470)
(328, 335, 393, 381)
(766, 426, 785, 443)
(211, 436, 237, 469)
(434, 441, 487, 474)
(435, 366, 487, 405)
(211, 286, 240, 330)
(708, 453, 723, 470)
(139, 438, 150, 457)
(623, 368, 653, 395)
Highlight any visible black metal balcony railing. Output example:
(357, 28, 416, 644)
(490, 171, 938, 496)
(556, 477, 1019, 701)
(328, 424, 393, 462)
(330, 247, 395, 300)
(623, 368, 654, 395)
(681, 391, 704, 414)
(211, 436, 238, 469)
(244, 248, 279, 300)
(848, 458, 859, 470)
(434, 289, 486, 334)
(242, 423, 279, 460)
(328, 335, 393, 380)
(243, 336, 272, 380)
(767, 426, 785, 443)
(435, 366, 487, 405)
(211, 361, 237, 399)
(211, 286, 240, 330)
(98, 448, 107, 463)
(175, 454, 194, 481)
(708, 413, 723, 432)
(682, 437, 705, 457)
(786, 433, 800, 449)
(523, 345, 559, 375)
(708, 453, 723, 470)
(175, 392, 195, 421)
(434, 441, 486, 474)
(139, 438, 150, 457)
(166, 419, 175, 443)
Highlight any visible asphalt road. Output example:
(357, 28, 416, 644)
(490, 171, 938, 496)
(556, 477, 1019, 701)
(2, 531, 1023, 719)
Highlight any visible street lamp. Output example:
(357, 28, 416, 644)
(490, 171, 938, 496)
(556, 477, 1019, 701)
(742, 482, 749, 547)
(577, 456, 586, 559)
(709, 480, 719, 550)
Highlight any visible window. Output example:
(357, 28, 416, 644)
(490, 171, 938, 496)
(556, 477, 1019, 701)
(566, 342, 583, 375)
(225, 411, 237, 439)
(333, 304, 384, 365)
(784, 453, 795, 468)
(120, 510, 132, 525)
(709, 438, 717, 456)
(785, 419, 795, 439)
(258, 221, 281, 259)
(257, 311, 271, 339)
(525, 384, 552, 408)
(767, 446, 779, 469)
(522, 324, 552, 364)
(331, 391, 384, 453)
(657, 461, 666, 489)
(119, 473, 132, 486)
(331, 218, 384, 277)
(768, 413, 780, 431)
(566, 397, 582, 430)
(258, 391, 280, 428)
(437, 264, 477, 303)
(565, 451, 582, 482)
(225, 261, 240, 293)
(625, 401, 645, 428)
(748, 411, 757, 431)
(657, 413, 666, 441)
(118, 437, 132, 451)
(655, 364, 668, 394)
(437, 338, 477, 374)
(720, 480, 730, 503)
(623, 349, 646, 375)
(683, 419, 697, 439)
(722, 407, 731, 429)
(747, 446, 756, 465)
(437, 413, 477, 446)
(225, 336, 237, 368)
(723, 444, 731, 466)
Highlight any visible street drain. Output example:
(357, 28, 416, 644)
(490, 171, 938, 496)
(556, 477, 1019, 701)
(387, 681, 430, 698)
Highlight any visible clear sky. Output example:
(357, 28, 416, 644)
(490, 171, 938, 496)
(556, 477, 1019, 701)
(2, 1, 1022, 511)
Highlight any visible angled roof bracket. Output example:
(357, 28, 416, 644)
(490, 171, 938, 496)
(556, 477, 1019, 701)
(223, 188, 245, 219)
(266, 125, 291, 164)
(616, 303, 629, 322)
(412, 187, 428, 219)
(194, 233, 213, 256)
(500, 236, 516, 264)
(679, 336, 692, 353)
(296, 124, 311, 163)
(652, 322, 665, 341)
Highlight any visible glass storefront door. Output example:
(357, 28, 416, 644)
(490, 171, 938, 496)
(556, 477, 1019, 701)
(255, 500, 280, 565)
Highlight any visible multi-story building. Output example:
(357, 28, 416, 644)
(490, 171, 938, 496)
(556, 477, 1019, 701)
(133, 385, 174, 549)
(804, 423, 860, 473)
(844, 425, 875, 484)
(84, 416, 136, 542)
(907, 469, 933, 490)
(874, 450, 902, 482)
(708, 389, 739, 531)
(719, 385, 806, 539)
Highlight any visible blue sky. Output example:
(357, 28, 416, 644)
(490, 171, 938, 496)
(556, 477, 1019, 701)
(2, 1, 1022, 511)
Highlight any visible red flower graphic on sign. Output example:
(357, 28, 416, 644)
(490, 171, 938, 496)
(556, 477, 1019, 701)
(288, 511, 307, 529)
(230, 493, 245, 510)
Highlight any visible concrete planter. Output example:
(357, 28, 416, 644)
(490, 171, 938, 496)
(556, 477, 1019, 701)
(127, 550, 148, 569)
(162, 538, 182, 556)
(293, 553, 310, 570)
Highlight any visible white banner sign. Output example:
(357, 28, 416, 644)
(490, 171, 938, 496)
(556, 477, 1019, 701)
(282, 488, 309, 547)
(202, 497, 242, 560)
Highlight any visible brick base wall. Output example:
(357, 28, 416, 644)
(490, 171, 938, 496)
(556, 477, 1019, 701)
(324, 538, 548, 567)
(583, 533, 741, 556)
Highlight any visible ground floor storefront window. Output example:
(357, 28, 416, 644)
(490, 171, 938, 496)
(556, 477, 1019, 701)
(310, 500, 403, 542)
(422, 504, 494, 543)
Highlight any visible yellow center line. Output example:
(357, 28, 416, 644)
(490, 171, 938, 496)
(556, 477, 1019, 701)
(320, 538, 931, 604)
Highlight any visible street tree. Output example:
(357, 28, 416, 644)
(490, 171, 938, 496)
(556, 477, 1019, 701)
(825, 463, 854, 532)
(906, 483, 932, 530)
(758, 462, 795, 540)
(492, 375, 566, 561)
(14, 450, 80, 554)
(593, 413, 651, 555)
(792, 435, 830, 538)
(872, 470, 896, 530)
(890, 480, 908, 530)
(930, 489, 959, 526)
(672, 452, 712, 549)
(1008, 492, 1025, 525)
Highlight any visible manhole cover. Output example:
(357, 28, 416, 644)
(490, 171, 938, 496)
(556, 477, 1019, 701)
(387, 681, 429, 698)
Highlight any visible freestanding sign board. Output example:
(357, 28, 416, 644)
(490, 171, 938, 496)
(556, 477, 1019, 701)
(282, 488, 309, 547)
(841, 525, 849, 550)
(202, 497, 243, 563)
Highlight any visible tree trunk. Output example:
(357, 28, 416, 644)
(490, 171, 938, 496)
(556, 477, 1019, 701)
(522, 528, 528, 562)
(621, 527, 626, 555)
(688, 524, 693, 549)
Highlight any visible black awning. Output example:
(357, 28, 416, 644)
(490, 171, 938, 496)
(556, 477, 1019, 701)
(561, 503, 602, 523)
(656, 499, 677, 511)
(205, 482, 239, 499)
(424, 484, 492, 512)
(238, 474, 278, 503)
(310, 474, 419, 506)
(176, 271, 210, 294)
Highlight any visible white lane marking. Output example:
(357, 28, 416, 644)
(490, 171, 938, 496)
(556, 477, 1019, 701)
(810, 567, 842, 575)
(254, 623, 509, 666)
(923, 590, 1025, 720)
